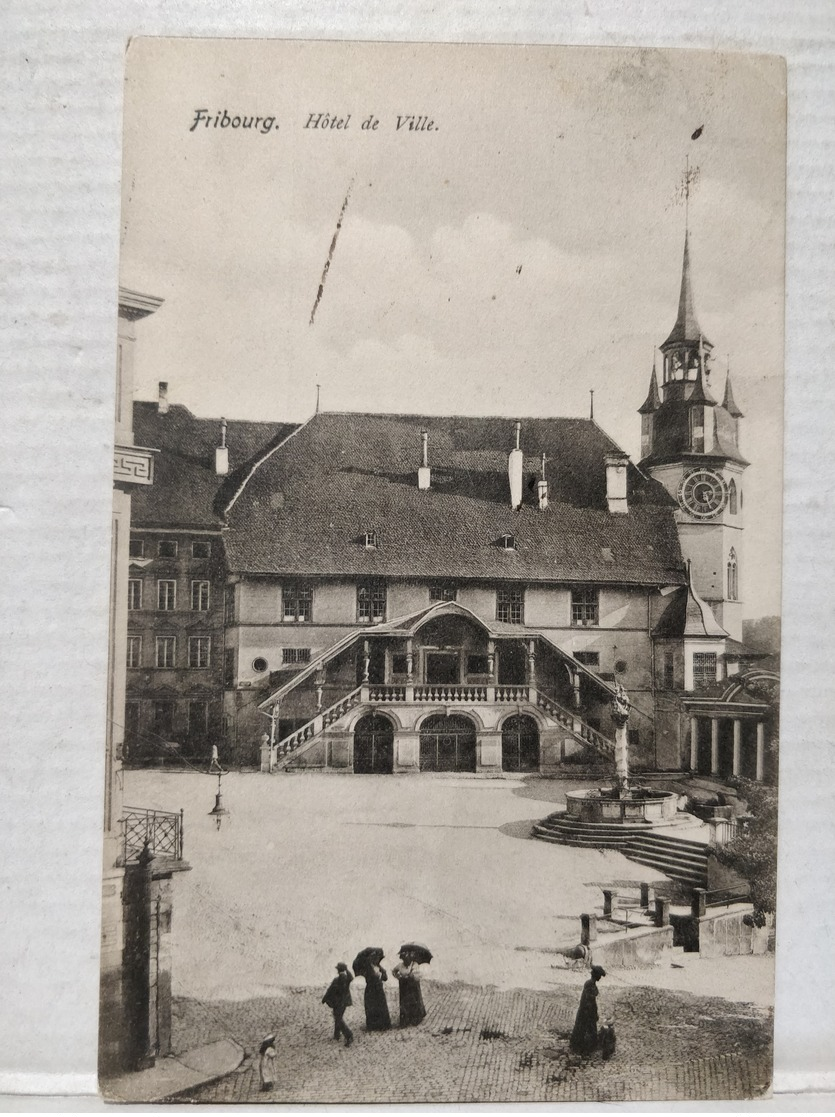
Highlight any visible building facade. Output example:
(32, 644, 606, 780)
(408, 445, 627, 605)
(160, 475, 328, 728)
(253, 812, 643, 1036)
(127, 231, 776, 783)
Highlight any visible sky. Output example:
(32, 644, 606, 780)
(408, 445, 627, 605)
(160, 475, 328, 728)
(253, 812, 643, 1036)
(120, 40, 785, 618)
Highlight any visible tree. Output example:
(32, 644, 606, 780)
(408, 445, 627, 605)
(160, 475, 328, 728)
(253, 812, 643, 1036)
(714, 779, 777, 921)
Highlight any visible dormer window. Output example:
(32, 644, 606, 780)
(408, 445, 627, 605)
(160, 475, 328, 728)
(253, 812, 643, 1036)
(499, 534, 516, 551)
(362, 531, 379, 550)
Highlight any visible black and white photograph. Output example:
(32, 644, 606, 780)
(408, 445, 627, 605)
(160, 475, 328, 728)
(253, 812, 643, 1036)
(100, 38, 784, 1103)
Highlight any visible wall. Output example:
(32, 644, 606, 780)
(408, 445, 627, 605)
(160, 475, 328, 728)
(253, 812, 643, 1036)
(589, 923, 674, 968)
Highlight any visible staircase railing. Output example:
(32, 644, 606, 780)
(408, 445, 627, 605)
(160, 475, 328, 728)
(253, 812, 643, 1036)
(276, 686, 363, 763)
(535, 691, 615, 759)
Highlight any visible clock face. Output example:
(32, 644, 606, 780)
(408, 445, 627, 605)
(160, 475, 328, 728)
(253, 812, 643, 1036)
(678, 469, 727, 518)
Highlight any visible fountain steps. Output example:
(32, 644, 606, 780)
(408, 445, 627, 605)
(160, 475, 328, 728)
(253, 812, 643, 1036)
(533, 814, 709, 887)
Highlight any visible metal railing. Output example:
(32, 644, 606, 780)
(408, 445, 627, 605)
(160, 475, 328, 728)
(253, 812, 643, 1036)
(122, 806, 184, 863)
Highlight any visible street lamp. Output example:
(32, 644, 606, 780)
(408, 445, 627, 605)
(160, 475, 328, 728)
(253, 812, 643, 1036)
(208, 772, 229, 830)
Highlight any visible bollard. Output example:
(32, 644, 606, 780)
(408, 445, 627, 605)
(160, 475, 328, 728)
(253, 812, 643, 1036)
(640, 882, 652, 908)
(602, 890, 614, 917)
(691, 888, 707, 919)
(654, 898, 670, 927)
(580, 913, 598, 945)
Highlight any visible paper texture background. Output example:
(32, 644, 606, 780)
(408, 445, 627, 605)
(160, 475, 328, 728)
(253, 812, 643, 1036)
(0, 0, 833, 1104)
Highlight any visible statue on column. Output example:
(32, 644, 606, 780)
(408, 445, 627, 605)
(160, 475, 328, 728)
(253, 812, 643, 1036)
(610, 683, 631, 792)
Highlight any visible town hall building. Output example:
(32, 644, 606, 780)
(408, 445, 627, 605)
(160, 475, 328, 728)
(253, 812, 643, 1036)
(125, 233, 776, 782)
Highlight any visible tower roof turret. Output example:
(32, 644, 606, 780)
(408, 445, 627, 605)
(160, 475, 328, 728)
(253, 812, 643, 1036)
(661, 231, 712, 351)
(722, 371, 744, 418)
(638, 361, 662, 414)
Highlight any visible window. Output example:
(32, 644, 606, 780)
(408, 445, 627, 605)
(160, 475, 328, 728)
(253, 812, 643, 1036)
(282, 647, 311, 665)
(392, 655, 408, 675)
(252, 657, 269, 673)
(362, 531, 379, 550)
(126, 635, 141, 668)
(728, 479, 738, 516)
(156, 636, 176, 668)
(282, 582, 313, 622)
(571, 588, 599, 626)
(467, 654, 490, 675)
(128, 579, 142, 611)
(357, 581, 386, 623)
(429, 584, 458, 602)
(496, 586, 524, 624)
(157, 580, 176, 611)
(187, 700, 209, 741)
(158, 539, 178, 558)
(129, 539, 145, 559)
(727, 548, 738, 602)
(663, 651, 675, 690)
(192, 540, 211, 559)
(188, 636, 211, 668)
(499, 534, 516, 551)
(191, 580, 210, 611)
(574, 651, 600, 668)
(693, 652, 717, 690)
(152, 700, 174, 739)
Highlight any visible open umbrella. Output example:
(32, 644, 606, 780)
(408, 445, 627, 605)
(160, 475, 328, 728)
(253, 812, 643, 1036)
(398, 942, 433, 965)
(352, 946, 385, 977)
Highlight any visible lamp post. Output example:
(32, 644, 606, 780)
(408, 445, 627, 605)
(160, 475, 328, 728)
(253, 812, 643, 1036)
(208, 772, 229, 830)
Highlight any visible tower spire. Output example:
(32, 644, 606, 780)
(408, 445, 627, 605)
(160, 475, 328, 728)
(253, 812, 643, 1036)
(638, 359, 661, 414)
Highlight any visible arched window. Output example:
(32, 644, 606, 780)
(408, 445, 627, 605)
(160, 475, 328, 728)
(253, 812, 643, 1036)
(728, 479, 738, 515)
(727, 548, 738, 601)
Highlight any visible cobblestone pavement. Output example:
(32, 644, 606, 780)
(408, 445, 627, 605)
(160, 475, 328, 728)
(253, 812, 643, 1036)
(171, 981, 772, 1104)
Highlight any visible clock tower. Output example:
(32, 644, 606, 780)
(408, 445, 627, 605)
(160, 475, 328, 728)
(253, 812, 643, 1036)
(638, 230, 748, 641)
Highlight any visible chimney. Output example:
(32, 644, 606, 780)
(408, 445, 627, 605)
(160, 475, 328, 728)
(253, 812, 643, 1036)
(537, 451, 549, 512)
(215, 418, 229, 476)
(157, 381, 169, 415)
(508, 421, 524, 510)
(418, 429, 431, 490)
(605, 451, 629, 514)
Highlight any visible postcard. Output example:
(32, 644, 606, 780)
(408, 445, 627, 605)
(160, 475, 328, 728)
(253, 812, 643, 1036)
(100, 38, 784, 1103)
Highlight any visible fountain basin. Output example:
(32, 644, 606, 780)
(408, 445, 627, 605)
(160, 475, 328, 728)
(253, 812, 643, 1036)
(565, 787, 678, 825)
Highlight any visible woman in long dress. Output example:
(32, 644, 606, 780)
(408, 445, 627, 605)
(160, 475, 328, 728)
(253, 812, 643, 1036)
(361, 952, 391, 1031)
(570, 965, 606, 1055)
(392, 951, 426, 1027)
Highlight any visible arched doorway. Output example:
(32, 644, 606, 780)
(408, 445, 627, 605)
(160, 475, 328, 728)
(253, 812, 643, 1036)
(419, 713, 477, 772)
(501, 714, 540, 772)
(353, 713, 394, 774)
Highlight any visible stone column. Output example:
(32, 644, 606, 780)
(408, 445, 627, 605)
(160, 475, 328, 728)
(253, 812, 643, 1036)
(690, 716, 699, 771)
(732, 719, 742, 777)
(477, 731, 503, 773)
(363, 640, 371, 683)
(654, 898, 670, 927)
(611, 684, 631, 790)
(580, 913, 598, 945)
(756, 722, 765, 781)
(710, 718, 719, 775)
(406, 638, 414, 682)
(260, 732, 272, 773)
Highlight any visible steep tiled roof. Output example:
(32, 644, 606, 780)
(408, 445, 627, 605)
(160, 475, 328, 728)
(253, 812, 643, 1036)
(223, 412, 685, 585)
(131, 403, 298, 528)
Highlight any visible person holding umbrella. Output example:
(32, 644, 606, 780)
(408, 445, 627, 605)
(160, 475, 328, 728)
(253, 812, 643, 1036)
(392, 943, 432, 1028)
(352, 947, 391, 1032)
